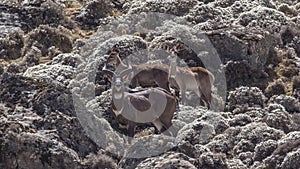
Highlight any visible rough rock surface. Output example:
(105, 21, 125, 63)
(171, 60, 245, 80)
(0, 27, 24, 60)
(1, 0, 300, 168)
(22, 25, 73, 57)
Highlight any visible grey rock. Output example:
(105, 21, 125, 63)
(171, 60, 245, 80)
(264, 79, 286, 98)
(82, 150, 118, 169)
(186, 3, 231, 25)
(1, 131, 82, 169)
(237, 6, 288, 33)
(0, 63, 3, 75)
(176, 119, 215, 145)
(280, 149, 300, 169)
(227, 86, 266, 111)
(264, 104, 293, 133)
(207, 133, 233, 154)
(292, 76, 300, 98)
(173, 105, 205, 124)
(136, 152, 197, 169)
(177, 141, 210, 158)
(23, 53, 81, 86)
(226, 158, 248, 169)
(224, 60, 270, 90)
(119, 135, 176, 168)
(232, 106, 267, 122)
(0, 26, 24, 60)
(126, 0, 198, 16)
(208, 122, 284, 157)
(75, 0, 114, 29)
(0, 1, 74, 33)
(198, 111, 230, 134)
(278, 3, 298, 16)
(236, 123, 284, 147)
(22, 25, 73, 57)
(253, 139, 278, 161)
(197, 151, 228, 169)
(233, 139, 255, 156)
(257, 132, 300, 169)
(0, 73, 99, 167)
(268, 94, 300, 113)
(238, 151, 254, 167)
(229, 114, 253, 127)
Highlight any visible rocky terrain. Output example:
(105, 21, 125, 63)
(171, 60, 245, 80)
(1, 0, 300, 168)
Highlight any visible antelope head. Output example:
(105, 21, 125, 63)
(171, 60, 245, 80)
(102, 64, 133, 99)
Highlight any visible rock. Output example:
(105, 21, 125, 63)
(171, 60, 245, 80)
(203, 27, 277, 72)
(0, 1, 74, 33)
(118, 135, 176, 168)
(23, 46, 42, 67)
(176, 119, 215, 145)
(75, 0, 114, 29)
(232, 106, 267, 122)
(292, 76, 300, 92)
(0, 73, 99, 164)
(208, 122, 284, 159)
(177, 141, 210, 158)
(1, 131, 82, 169)
(268, 94, 300, 113)
(0, 63, 3, 75)
(278, 3, 298, 16)
(212, 0, 276, 15)
(233, 139, 255, 156)
(6, 62, 27, 74)
(229, 114, 253, 127)
(173, 105, 205, 124)
(23, 53, 81, 86)
(22, 25, 73, 57)
(236, 123, 284, 147)
(227, 86, 266, 111)
(136, 152, 197, 169)
(258, 132, 300, 169)
(205, 28, 275, 88)
(0, 26, 24, 60)
(292, 75, 300, 100)
(126, 0, 198, 16)
(280, 149, 300, 169)
(186, 3, 231, 25)
(237, 151, 254, 167)
(253, 139, 278, 162)
(207, 133, 233, 154)
(82, 150, 118, 169)
(197, 152, 228, 169)
(237, 6, 288, 33)
(225, 60, 270, 90)
(198, 111, 230, 134)
(226, 158, 248, 169)
(263, 104, 293, 133)
(264, 79, 286, 98)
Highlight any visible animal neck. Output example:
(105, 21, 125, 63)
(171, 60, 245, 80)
(169, 60, 177, 78)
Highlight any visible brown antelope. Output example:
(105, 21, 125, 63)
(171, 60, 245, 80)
(168, 49, 215, 109)
(106, 47, 174, 92)
(102, 65, 177, 142)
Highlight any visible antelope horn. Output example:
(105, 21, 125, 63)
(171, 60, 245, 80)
(102, 65, 116, 76)
(120, 64, 133, 78)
